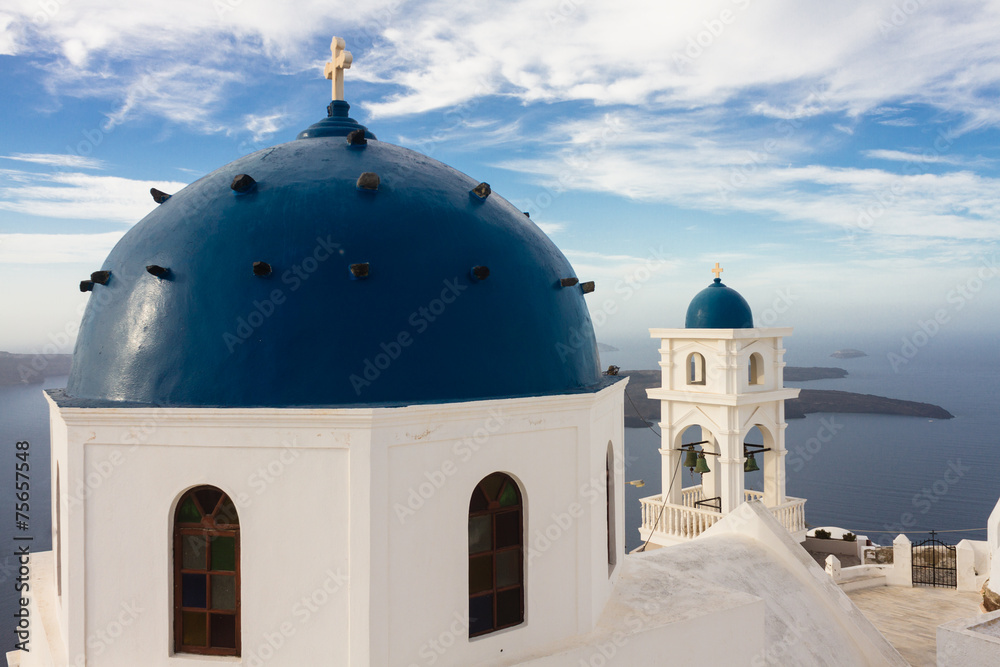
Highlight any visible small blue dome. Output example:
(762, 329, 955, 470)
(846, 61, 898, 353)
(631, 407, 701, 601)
(66, 103, 602, 407)
(685, 279, 754, 328)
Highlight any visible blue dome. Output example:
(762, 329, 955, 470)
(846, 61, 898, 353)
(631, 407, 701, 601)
(685, 279, 754, 328)
(66, 103, 602, 407)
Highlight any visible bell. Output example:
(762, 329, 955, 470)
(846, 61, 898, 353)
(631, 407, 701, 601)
(683, 448, 698, 468)
(744, 452, 760, 473)
(694, 452, 711, 474)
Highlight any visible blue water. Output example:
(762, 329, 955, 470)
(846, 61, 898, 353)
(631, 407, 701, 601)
(1, 332, 999, 642)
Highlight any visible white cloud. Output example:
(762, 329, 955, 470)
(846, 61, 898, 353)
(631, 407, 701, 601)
(1, 0, 403, 131)
(241, 112, 288, 142)
(0, 231, 124, 264)
(862, 149, 982, 166)
(563, 247, 678, 283)
(0, 13, 17, 55)
(497, 111, 1000, 251)
(1, 153, 105, 169)
(4, 0, 1000, 145)
(534, 221, 564, 235)
(0, 170, 188, 223)
(356, 0, 1000, 131)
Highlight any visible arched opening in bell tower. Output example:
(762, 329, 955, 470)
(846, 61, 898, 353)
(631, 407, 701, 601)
(748, 352, 764, 386)
(687, 352, 706, 385)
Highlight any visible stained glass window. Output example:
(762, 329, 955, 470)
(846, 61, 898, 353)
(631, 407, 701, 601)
(468, 473, 523, 637)
(174, 486, 240, 656)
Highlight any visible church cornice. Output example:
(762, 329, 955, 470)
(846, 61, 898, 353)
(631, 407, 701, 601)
(645, 387, 800, 406)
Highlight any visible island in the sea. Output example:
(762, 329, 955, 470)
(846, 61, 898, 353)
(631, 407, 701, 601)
(783, 367, 847, 381)
(831, 349, 868, 359)
(0, 352, 73, 386)
(617, 368, 953, 428)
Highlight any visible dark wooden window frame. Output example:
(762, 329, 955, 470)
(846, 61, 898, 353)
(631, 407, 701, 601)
(172, 486, 241, 657)
(607, 444, 617, 574)
(56, 464, 61, 597)
(468, 473, 524, 638)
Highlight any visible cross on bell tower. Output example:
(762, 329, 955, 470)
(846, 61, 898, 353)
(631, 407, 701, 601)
(324, 36, 353, 101)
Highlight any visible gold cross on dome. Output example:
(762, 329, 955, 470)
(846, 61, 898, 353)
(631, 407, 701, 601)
(324, 37, 353, 101)
(712, 262, 724, 279)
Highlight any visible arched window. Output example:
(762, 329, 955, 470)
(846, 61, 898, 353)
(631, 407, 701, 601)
(687, 352, 706, 385)
(468, 473, 523, 637)
(748, 352, 764, 386)
(606, 444, 617, 574)
(173, 486, 240, 657)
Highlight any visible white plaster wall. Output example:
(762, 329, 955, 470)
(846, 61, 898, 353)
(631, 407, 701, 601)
(988, 496, 1000, 586)
(376, 384, 626, 667)
(887, 535, 912, 587)
(740, 337, 782, 393)
(938, 610, 1000, 666)
(44, 396, 70, 653)
(587, 395, 624, 629)
(82, 443, 351, 666)
(50, 405, 367, 666)
(45, 381, 626, 667)
(649, 328, 793, 398)
(517, 600, 765, 667)
(956, 539, 990, 592)
(804, 536, 864, 560)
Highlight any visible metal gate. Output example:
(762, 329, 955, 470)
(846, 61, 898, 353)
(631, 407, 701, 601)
(912, 531, 956, 588)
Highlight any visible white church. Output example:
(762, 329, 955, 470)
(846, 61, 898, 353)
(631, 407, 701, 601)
(9, 38, 1000, 667)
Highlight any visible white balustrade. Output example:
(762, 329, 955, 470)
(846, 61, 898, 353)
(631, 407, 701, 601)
(640, 493, 807, 541)
(680, 484, 706, 507)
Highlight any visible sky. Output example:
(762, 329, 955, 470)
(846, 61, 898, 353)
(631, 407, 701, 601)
(3, 0, 1000, 363)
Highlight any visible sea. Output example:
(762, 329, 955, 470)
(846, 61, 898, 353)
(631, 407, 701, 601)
(0, 329, 998, 642)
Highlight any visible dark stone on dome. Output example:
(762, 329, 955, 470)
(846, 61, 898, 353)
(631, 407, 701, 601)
(67, 130, 601, 407)
(349, 263, 370, 279)
(91, 271, 111, 285)
(581, 281, 595, 294)
(252, 261, 272, 277)
(685, 279, 754, 328)
(471, 182, 491, 200)
(79, 280, 94, 292)
(146, 265, 170, 279)
(356, 172, 379, 191)
(150, 188, 171, 204)
(560, 277, 579, 288)
(470, 266, 489, 281)
(346, 129, 368, 146)
(231, 174, 256, 193)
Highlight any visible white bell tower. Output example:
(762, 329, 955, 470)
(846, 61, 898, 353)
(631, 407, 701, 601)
(638, 265, 807, 548)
